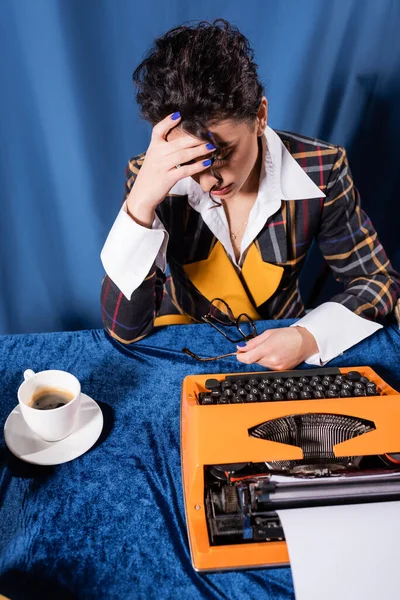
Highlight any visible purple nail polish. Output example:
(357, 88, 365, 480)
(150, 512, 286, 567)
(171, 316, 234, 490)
(207, 131, 213, 137)
(237, 341, 247, 348)
(206, 143, 216, 150)
(171, 112, 181, 120)
(203, 159, 212, 167)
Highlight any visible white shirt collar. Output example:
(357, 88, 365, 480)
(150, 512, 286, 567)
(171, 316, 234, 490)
(169, 126, 325, 267)
(265, 126, 326, 200)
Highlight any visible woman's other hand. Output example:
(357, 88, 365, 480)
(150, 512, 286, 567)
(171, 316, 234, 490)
(235, 327, 319, 370)
(126, 112, 215, 227)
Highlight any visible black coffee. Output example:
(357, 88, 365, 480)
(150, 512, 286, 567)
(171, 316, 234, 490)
(28, 387, 75, 410)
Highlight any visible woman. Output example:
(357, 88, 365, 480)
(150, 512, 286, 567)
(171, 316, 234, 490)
(100, 19, 400, 370)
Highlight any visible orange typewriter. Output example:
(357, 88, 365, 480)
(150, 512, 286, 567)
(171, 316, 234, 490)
(181, 366, 400, 572)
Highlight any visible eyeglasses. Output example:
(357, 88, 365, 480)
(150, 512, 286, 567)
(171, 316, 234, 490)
(182, 298, 258, 362)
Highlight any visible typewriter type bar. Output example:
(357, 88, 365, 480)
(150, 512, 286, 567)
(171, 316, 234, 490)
(181, 366, 400, 571)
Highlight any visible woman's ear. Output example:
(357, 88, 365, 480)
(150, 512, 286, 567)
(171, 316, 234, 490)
(256, 97, 268, 136)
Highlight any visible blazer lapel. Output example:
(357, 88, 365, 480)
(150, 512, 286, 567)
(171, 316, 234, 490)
(256, 201, 288, 265)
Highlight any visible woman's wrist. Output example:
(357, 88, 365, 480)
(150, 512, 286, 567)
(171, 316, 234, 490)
(296, 326, 319, 360)
(126, 195, 157, 228)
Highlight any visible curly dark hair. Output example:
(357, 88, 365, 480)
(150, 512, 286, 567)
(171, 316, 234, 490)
(133, 19, 264, 165)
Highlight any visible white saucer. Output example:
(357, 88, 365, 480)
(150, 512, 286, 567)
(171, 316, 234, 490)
(4, 393, 104, 465)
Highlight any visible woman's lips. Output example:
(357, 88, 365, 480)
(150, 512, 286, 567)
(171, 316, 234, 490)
(211, 183, 233, 196)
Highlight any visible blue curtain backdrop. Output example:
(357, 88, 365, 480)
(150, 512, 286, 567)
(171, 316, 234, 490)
(1, 0, 400, 334)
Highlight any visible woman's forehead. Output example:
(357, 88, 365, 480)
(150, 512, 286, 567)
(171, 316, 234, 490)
(167, 118, 250, 144)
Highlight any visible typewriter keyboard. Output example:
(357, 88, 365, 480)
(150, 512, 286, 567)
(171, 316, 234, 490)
(198, 368, 381, 405)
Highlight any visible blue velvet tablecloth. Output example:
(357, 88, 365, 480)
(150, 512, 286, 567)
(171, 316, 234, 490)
(1, 320, 400, 600)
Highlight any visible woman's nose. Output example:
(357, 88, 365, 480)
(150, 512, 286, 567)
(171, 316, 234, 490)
(197, 170, 220, 193)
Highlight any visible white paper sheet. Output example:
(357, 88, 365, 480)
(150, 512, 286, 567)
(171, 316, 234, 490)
(278, 501, 400, 600)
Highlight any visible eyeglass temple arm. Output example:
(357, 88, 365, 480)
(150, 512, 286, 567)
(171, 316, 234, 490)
(182, 347, 237, 362)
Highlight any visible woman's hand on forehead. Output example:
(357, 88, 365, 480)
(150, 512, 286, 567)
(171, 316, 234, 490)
(164, 124, 211, 152)
(124, 112, 217, 226)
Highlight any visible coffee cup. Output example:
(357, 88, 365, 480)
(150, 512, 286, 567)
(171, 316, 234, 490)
(18, 369, 81, 441)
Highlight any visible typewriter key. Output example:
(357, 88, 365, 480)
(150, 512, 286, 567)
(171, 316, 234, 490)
(360, 376, 370, 385)
(218, 397, 230, 404)
(314, 391, 325, 398)
(340, 388, 352, 397)
(205, 378, 221, 390)
(287, 391, 298, 400)
(201, 395, 214, 405)
(223, 389, 234, 398)
(277, 386, 287, 395)
(249, 379, 259, 386)
(329, 384, 340, 392)
(273, 392, 285, 400)
(353, 382, 365, 390)
(260, 393, 272, 401)
(275, 378, 285, 385)
(211, 390, 221, 399)
(300, 391, 312, 399)
(347, 371, 361, 381)
(299, 376, 310, 384)
(315, 384, 325, 392)
(327, 390, 339, 398)
(290, 385, 300, 393)
(354, 388, 366, 396)
(231, 394, 242, 403)
(245, 393, 258, 402)
(237, 388, 247, 398)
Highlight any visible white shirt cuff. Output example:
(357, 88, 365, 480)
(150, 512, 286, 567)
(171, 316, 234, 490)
(290, 302, 383, 365)
(100, 201, 168, 300)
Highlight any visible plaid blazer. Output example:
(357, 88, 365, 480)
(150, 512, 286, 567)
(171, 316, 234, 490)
(101, 130, 400, 343)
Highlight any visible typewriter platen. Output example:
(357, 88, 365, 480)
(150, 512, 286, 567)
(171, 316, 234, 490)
(180, 366, 400, 571)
